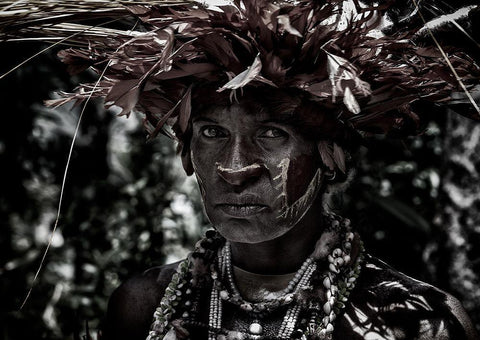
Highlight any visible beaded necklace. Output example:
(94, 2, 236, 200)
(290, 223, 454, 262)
(146, 214, 364, 340)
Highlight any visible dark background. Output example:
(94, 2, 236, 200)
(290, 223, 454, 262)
(0, 42, 479, 339)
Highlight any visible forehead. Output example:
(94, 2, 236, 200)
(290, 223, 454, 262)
(193, 101, 294, 126)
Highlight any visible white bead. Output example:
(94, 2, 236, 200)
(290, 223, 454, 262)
(249, 322, 263, 335)
(220, 290, 229, 299)
(164, 328, 177, 340)
(326, 323, 334, 333)
(329, 311, 336, 321)
(329, 263, 339, 273)
(241, 303, 253, 311)
(346, 232, 354, 241)
(323, 276, 331, 289)
(323, 301, 331, 314)
(329, 296, 335, 305)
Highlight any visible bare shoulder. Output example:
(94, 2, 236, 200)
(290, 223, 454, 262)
(103, 261, 180, 340)
(443, 293, 478, 340)
(338, 254, 479, 339)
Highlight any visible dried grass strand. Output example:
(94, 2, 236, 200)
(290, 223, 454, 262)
(19, 41, 119, 311)
(0, 18, 120, 80)
(412, 0, 480, 115)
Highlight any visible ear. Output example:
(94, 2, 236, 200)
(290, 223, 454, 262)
(181, 148, 194, 176)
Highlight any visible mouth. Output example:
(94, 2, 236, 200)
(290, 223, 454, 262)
(216, 204, 269, 217)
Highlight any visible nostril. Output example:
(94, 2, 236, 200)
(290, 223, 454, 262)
(216, 162, 264, 186)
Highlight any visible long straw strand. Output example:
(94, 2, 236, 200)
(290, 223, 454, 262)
(19, 46, 117, 310)
(411, 0, 480, 115)
(451, 20, 480, 50)
(0, 18, 120, 80)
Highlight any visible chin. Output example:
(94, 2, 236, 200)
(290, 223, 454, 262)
(214, 219, 291, 244)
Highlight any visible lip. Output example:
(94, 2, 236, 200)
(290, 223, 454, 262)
(217, 204, 269, 217)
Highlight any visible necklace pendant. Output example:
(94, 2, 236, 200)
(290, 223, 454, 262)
(249, 322, 263, 335)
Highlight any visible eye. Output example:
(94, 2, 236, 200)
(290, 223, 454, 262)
(201, 126, 227, 138)
(259, 128, 287, 138)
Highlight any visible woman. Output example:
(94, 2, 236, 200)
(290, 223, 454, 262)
(2, 0, 479, 339)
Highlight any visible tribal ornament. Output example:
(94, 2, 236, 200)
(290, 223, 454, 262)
(146, 213, 364, 340)
(1, 1, 479, 172)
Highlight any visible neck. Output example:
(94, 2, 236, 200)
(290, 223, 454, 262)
(229, 200, 325, 275)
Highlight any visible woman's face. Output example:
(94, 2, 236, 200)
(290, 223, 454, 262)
(186, 102, 325, 244)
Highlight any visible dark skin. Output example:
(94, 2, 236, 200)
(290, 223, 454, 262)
(104, 101, 479, 340)
(186, 102, 327, 274)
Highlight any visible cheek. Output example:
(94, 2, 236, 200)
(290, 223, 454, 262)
(190, 150, 208, 200)
(285, 154, 319, 205)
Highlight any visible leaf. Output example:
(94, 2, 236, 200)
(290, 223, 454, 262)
(343, 86, 361, 114)
(263, 51, 286, 82)
(333, 143, 346, 173)
(104, 79, 141, 116)
(217, 53, 262, 92)
(253, 75, 278, 87)
(150, 102, 178, 138)
(371, 196, 431, 234)
(154, 62, 217, 80)
(325, 50, 371, 101)
(178, 85, 192, 133)
(57, 48, 93, 75)
(277, 14, 302, 37)
(317, 140, 335, 171)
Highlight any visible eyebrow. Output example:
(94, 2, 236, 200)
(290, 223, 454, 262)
(192, 117, 218, 123)
(258, 118, 288, 124)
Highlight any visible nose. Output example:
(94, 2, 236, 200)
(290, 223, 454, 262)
(216, 137, 264, 187)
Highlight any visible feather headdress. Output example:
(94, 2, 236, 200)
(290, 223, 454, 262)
(1, 0, 480, 165)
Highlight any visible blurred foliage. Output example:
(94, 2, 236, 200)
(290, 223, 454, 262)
(341, 124, 445, 282)
(0, 42, 205, 340)
(0, 42, 477, 339)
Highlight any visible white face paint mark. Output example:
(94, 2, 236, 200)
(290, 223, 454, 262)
(273, 158, 290, 206)
(215, 162, 262, 173)
(272, 157, 323, 226)
(281, 168, 322, 222)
